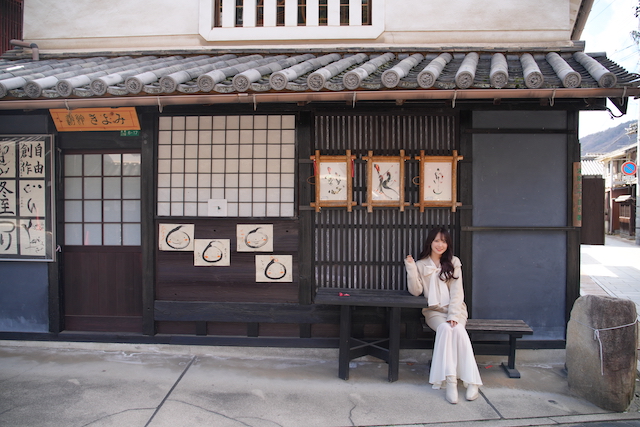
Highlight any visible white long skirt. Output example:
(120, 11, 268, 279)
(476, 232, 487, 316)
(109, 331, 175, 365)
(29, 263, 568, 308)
(426, 313, 483, 389)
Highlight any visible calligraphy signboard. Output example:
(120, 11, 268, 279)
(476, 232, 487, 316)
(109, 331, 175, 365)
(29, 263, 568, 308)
(361, 150, 410, 212)
(49, 107, 140, 132)
(310, 150, 357, 212)
(0, 135, 55, 261)
(414, 150, 463, 212)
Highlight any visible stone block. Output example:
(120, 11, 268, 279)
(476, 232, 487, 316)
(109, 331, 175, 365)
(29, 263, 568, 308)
(566, 295, 638, 412)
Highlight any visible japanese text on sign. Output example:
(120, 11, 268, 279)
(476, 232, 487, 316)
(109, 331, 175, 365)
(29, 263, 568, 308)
(49, 107, 140, 132)
(0, 136, 53, 261)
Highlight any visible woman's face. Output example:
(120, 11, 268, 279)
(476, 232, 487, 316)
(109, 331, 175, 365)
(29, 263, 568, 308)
(430, 233, 448, 257)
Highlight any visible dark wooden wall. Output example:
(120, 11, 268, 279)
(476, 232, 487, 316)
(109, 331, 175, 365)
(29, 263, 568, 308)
(156, 219, 299, 303)
(154, 110, 461, 338)
(155, 219, 300, 335)
(312, 112, 460, 293)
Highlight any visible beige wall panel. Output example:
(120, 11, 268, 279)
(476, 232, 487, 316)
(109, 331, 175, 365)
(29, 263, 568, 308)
(24, 0, 199, 39)
(384, 0, 570, 33)
(23, 0, 578, 50)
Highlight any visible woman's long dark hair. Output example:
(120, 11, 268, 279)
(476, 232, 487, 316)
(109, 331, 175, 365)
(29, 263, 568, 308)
(418, 227, 457, 281)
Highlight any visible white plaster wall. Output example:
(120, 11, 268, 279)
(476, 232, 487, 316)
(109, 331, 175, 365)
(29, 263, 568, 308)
(23, 0, 577, 50)
(384, 0, 569, 32)
(24, 0, 199, 38)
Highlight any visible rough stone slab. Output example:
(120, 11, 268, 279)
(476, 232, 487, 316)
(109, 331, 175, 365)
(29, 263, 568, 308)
(566, 294, 638, 412)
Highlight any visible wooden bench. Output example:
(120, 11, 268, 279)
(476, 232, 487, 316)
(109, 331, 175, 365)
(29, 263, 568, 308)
(421, 318, 534, 378)
(314, 288, 431, 382)
(314, 288, 533, 381)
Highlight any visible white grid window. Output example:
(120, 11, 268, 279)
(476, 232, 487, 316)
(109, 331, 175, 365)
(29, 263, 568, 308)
(157, 115, 296, 217)
(64, 153, 142, 246)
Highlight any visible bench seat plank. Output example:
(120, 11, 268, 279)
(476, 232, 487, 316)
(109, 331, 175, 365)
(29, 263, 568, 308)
(315, 288, 429, 308)
(422, 318, 533, 378)
(465, 319, 534, 335)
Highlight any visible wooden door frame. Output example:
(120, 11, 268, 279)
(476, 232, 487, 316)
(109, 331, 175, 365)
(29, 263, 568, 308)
(52, 126, 149, 333)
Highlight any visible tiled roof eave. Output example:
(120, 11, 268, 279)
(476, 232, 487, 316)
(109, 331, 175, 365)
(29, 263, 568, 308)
(1, 49, 638, 108)
(1, 43, 589, 61)
(0, 87, 638, 111)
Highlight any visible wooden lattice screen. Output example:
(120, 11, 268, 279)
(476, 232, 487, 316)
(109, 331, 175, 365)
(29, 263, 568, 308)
(313, 113, 459, 291)
(0, 0, 23, 56)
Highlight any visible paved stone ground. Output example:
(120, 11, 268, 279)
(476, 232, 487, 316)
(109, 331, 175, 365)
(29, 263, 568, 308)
(580, 234, 640, 315)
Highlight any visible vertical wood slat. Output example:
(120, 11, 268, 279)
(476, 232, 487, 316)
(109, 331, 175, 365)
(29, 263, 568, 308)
(285, 0, 298, 26)
(264, 0, 278, 26)
(222, 0, 236, 27)
(244, 0, 258, 27)
(349, 0, 362, 26)
(307, 0, 320, 26)
(313, 113, 458, 292)
(327, 0, 341, 26)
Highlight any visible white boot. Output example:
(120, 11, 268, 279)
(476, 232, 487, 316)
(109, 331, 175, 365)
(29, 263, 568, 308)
(466, 384, 479, 401)
(445, 376, 458, 404)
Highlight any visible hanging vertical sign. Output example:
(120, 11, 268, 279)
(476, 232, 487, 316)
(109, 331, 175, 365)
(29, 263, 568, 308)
(573, 162, 582, 227)
(0, 135, 55, 261)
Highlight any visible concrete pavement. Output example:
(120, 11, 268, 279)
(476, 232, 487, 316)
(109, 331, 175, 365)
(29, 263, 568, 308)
(2, 341, 640, 427)
(580, 235, 640, 315)
(0, 234, 639, 427)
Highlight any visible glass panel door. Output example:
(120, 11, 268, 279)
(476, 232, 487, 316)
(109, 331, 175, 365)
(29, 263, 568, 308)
(62, 151, 142, 333)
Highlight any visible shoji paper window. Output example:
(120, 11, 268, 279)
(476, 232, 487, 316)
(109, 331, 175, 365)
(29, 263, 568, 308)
(157, 115, 296, 217)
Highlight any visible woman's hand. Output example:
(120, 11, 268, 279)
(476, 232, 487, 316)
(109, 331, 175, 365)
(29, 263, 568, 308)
(405, 255, 414, 263)
(447, 320, 457, 328)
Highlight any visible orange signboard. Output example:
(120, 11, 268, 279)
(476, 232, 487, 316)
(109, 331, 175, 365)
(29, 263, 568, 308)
(49, 107, 140, 132)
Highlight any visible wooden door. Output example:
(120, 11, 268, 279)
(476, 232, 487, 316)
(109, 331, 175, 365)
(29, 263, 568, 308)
(62, 151, 143, 332)
(581, 176, 605, 245)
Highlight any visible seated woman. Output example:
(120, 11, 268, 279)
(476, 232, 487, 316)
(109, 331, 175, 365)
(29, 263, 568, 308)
(404, 227, 482, 404)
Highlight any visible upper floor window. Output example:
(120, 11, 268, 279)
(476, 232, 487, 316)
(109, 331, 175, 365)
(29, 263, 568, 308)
(200, 0, 382, 41)
(362, 0, 372, 25)
(298, 0, 306, 26)
(256, 0, 264, 26)
(319, 0, 328, 26)
(277, 0, 285, 26)
(236, 0, 243, 26)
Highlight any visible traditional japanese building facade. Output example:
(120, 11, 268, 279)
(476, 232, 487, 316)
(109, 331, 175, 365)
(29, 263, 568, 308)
(0, 0, 638, 347)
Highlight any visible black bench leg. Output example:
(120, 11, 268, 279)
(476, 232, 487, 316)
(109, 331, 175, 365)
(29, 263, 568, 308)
(338, 305, 352, 380)
(501, 335, 521, 378)
(388, 306, 401, 382)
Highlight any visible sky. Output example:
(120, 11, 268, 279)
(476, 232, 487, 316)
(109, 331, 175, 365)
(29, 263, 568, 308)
(578, 0, 640, 138)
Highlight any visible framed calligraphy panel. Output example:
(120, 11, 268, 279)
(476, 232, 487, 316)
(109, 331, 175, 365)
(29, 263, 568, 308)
(414, 150, 463, 212)
(0, 135, 55, 261)
(362, 150, 410, 212)
(310, 150, 357, 212)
